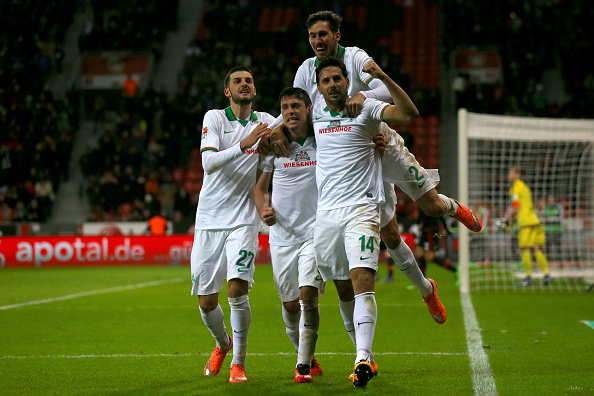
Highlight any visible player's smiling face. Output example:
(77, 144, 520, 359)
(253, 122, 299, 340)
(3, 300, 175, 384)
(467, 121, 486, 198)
(224, 71, 256, 105)
(280, 96, 310, 135)
(308, 21, 341, 60)
(317, 66, 349, 108)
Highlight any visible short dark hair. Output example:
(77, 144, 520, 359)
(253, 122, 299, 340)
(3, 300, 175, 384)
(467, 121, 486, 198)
(279, 87, 311, 108)
(306, 10, 342, 33)
(224, 66, 253, 88)
(315, 57, 348, 84)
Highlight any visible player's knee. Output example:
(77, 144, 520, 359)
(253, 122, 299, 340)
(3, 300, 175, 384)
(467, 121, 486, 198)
(283, 299, 300, 315)
(299, 286, 318, 301)
(350, 268, 375, 294)
(227, 278, 249, 298)
(198, 296, 219, 313)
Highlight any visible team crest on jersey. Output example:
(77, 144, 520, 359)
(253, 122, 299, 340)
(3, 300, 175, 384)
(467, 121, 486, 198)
(201, 126, 208, 140)
(294, 150, 311, 162)
(328, 120, 341, 128)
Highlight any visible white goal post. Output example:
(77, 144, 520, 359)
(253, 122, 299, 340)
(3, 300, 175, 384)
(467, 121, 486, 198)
(458, 109, 594, 293)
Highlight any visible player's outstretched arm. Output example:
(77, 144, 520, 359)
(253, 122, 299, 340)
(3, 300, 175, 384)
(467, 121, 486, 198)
(254, 171, 277, 226)
(362, 61, 419, 124)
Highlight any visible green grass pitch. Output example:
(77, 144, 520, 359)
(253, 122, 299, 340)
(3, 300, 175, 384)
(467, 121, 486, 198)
(1, 264, 593, 395)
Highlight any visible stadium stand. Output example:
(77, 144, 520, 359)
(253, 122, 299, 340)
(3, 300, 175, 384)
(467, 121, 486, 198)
(0, 0, 78, 225)
(1, 0, 592, 234)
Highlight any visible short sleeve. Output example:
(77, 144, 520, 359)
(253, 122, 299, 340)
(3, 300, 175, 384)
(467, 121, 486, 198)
(200, 110, 221, 153)
(351, 47, 375, 87)
(365, 98, 390, 122)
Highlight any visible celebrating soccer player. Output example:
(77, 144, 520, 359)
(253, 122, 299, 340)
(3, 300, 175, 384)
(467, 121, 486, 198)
(254, 87, 323, 384)
(311, 57, 437, 387)
(191, 66, 275, 383)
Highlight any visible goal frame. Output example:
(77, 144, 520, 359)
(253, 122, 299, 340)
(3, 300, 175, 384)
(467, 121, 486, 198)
(457, 108, 594, 293)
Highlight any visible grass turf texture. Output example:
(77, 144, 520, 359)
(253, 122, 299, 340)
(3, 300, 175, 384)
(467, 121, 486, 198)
(1, 265, 593, 395)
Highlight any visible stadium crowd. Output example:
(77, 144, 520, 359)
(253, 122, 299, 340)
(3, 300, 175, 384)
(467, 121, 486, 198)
(0, 0, 78, 224)
(444, 0, 593, 118)
(1, 0, 592, 227)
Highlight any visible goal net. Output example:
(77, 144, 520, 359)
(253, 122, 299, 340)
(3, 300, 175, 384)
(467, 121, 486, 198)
(457, 109, 594, 292)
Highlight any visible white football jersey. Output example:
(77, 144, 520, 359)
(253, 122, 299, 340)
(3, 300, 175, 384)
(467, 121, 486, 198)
(312, 97, 387, 210)
(293, 45, 391, 104)
(196, 107, 276, 229)
(260, 136, 317, 246)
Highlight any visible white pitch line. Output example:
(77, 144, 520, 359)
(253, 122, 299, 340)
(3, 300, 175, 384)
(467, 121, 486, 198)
(1, 351, 466, 360)
(0, 278, 186, 311)
(461, 292, 498, 395)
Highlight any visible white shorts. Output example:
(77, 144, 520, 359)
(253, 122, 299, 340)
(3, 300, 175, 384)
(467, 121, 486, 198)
(190, 225, 258, 295)
(380, 123, 439, 202)
(270, 239, 325, 302)
(379, 182, 396, 228)
(314, 204, 381, 281)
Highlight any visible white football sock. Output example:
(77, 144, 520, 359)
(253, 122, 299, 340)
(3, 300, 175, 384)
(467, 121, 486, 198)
(438, 193, 458, 216)
(281, 305, 300, 351)
(200, 304, 231, 349)
(297, 298, 320, 366)
(388, 241, 433, 297)
(354, 292, 377, 363)
(229, 295, 251, 367)
(339, 299, 357, 346)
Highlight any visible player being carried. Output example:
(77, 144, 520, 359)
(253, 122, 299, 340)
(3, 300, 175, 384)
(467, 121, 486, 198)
(191, 66, 275, 384)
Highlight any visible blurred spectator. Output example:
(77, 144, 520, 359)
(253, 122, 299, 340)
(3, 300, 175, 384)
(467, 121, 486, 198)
(0, 200, 14, 224)
(122, 74, 138, 113)
(147, 209, 168, 235)
(34, 173, 56, 220)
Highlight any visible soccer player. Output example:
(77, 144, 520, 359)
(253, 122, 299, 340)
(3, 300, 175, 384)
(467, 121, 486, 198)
(505, 167, 551, 286)
(191, 66, 275, 383)
(254, 87, 324, 383)
(312, 57, 423, 387)
(263, 10, 478, 328)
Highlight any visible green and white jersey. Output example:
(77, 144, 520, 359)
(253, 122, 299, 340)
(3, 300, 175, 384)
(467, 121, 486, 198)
(293, 45, 391, 104)
(196, 107, 276, 230)
(312, 97, 388, 210)
(260, 136, 318, 246)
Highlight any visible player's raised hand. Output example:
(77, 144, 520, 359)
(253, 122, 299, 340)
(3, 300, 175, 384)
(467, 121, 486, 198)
(261, 206, 277, 226)
(345, 92, 366, 118)
(362, 60, 387, 81)
(270, 124, 290, 158)
(241, 122, 270, 152)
